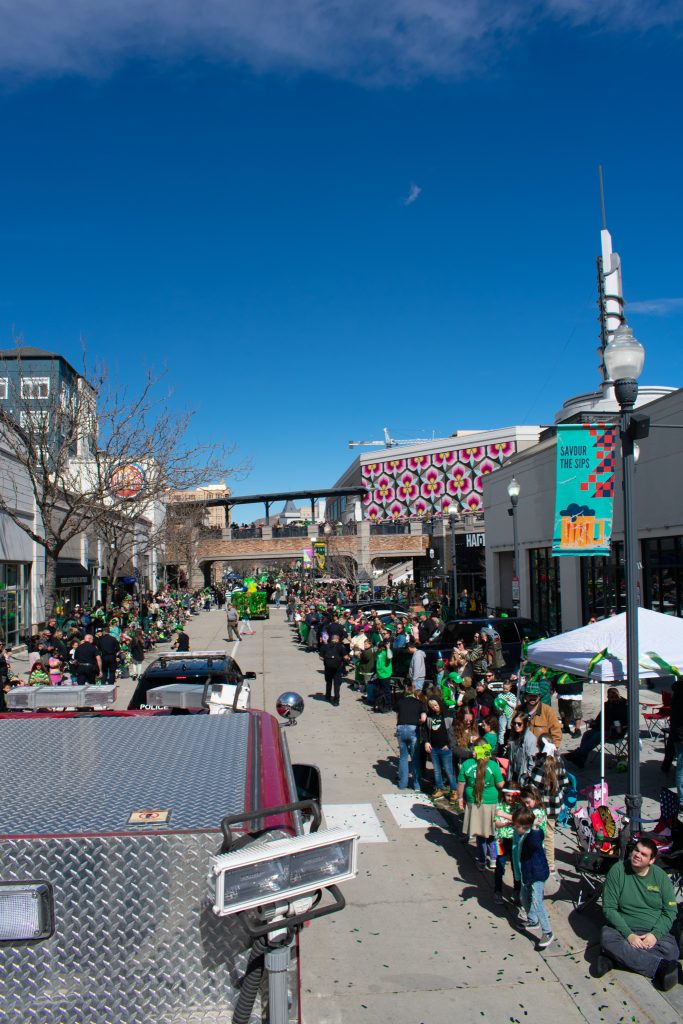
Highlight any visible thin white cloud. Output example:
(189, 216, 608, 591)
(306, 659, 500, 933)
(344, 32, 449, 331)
(0, 1, 680, 83)
(628, 297, 683, 316)
(403, 183, 422, 206)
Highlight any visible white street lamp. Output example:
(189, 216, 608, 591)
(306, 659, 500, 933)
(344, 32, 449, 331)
(507, 478, 521, 615)
(604, 318, 646, 838)
(603, 323, 645, 384)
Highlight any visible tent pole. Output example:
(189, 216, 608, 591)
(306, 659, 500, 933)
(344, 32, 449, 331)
(600, 681, 605, 793)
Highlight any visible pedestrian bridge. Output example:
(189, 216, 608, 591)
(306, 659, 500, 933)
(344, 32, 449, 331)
(193, 521, 430, 583)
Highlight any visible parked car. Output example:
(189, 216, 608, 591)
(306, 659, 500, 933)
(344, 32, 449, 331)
(346, 600, 408, 615)
(128, 649, 255, 710)
(392, 617, 547, 680)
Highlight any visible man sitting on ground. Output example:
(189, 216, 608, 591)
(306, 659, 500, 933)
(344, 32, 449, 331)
(598, 836, 679, 991)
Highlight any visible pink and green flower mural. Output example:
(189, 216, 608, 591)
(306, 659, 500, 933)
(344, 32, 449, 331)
(360, 439, 516, 520)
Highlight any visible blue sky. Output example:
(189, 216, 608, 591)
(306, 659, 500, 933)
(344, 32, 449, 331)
(1, 1, 681, 519)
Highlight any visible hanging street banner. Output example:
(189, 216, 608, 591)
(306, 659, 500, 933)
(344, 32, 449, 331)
(302, 548, 313, 567)
(313, 541, 327, 573)
(552, 423, 616, 556)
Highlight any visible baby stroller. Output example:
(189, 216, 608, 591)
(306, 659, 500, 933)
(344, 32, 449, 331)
(572, 803, 623, 911)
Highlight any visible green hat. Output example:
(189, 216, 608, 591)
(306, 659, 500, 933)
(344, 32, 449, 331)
(525, 679, 542, 695)
(447, 670, 461, 682)
(436, 659, 445, 668)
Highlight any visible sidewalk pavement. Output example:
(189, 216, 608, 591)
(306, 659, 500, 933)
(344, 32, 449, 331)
(177, 609, 683, 1024)
(14, 610, 677, 1023)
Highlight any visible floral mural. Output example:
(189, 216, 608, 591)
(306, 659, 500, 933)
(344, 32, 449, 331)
(361, 441, 517, 520)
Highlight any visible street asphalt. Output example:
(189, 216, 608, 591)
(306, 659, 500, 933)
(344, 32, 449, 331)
(50, 607, 683, 1024)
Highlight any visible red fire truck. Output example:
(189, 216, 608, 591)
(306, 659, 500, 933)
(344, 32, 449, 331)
(0, 692, 357, 1024)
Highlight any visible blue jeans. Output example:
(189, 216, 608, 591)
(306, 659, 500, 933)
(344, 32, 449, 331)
(430, 746, 457, 790)
(521, 880, 551, 933)
(675, 741, 683, 807)
(396, 725, 421, 790)
(476, 835, 498, 865)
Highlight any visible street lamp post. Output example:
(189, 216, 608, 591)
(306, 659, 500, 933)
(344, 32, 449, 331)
(604, 322, 646, 834)
(507, 477, 521, 615)
(448, 506, 459, 615)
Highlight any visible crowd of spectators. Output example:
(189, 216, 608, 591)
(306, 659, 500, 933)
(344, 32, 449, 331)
(0, 587, 219, 705)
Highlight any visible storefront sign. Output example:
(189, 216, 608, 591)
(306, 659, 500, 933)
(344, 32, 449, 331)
(552, 423, 616, 556)
(465, 533, 485, 547)
(109, 464, 145, 500)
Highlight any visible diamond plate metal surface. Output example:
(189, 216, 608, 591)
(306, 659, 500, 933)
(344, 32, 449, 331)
(0, 715, 250, 835)
(0, 831, 299, 1023)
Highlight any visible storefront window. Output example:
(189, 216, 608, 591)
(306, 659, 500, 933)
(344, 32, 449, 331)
(642, 536, 683, 616)
(581, 543, 625, 622)
(0, 563, 31, 646)
(529, 548, 561, 634)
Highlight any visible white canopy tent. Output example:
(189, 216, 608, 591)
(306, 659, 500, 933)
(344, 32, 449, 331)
(527, 608, 683, 682)
(527, 609, 683, 786)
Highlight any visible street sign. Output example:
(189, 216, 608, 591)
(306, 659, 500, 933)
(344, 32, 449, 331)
(358, 583, 370, 593)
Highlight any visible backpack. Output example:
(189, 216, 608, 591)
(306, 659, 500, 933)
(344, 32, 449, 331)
(482, 629, 506, 670)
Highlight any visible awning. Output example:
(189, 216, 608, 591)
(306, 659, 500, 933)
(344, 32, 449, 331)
(56, 561, 90, 586)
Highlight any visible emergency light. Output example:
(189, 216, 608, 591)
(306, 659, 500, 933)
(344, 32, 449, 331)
(0, 883, 54, 944)
(210, 827, 358, 916)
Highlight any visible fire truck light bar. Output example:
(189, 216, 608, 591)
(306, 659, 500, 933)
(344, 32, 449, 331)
(0, 883, 54, 945)
(210, 828, 358, 916)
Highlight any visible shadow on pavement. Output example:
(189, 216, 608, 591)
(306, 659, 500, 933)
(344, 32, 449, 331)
(372, 757, 398, 782)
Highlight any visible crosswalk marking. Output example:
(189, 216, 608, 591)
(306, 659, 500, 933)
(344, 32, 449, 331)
(382, 792, 448, 829)
(322, 803, 388, 843)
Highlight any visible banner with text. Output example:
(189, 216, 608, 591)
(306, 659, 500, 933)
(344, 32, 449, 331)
(552, 423, 616, 556)
(313, 541, 327, 573)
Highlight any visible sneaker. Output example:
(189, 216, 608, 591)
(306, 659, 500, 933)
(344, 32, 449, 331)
(485, 856, 493, 870)
(538, 932, 554, 949)
(517, 908, 529, 925)
(432, 789, 445, 800)
(654, 959, 679, 992)
(594, 953, 615, 978)
(526, 919, 542, 932)
(493, 892, 504, 905)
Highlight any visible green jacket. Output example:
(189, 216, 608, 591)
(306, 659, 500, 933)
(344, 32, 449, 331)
(376, 649, 393, 679)
(603, 861, 677, 939)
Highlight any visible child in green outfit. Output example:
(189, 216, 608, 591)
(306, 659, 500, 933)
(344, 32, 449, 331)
(493, 785, 547, 904)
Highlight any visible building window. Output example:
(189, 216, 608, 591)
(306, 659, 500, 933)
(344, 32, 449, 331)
(20, 376, 50, 399)
(0, 378, 7, 400)
(0, 563, 31, 647)
(580, 543, 625, 622)
(529, 547, 561, 634)
(19, 410, 50, 435)
(642, 536, 683, 617)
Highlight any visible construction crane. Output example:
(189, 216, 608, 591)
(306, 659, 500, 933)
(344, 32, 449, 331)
(348, 427, 434, 449)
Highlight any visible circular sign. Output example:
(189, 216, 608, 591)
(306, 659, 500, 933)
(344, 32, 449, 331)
(109, 464, 145, 499)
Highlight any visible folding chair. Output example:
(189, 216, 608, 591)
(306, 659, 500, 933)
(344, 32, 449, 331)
(588, 728, 639, 770)
(572, 804, 622, 912)
(636, 788, 680, 856)
(642, 691, 673, 739)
